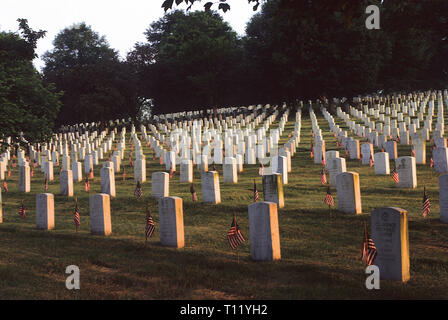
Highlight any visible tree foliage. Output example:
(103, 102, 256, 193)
(129, 10, 247, 114)
(0, 19, 61, 148)
(42, 23, 139, 126)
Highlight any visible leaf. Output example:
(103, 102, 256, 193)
(204, 2, 213, 11)
(218, 3, 230, 12)
(253, 3, 259, 11)
(162, 0, 175, 11)
(175, 0, 183, 5)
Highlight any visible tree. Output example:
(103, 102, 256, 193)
(43, 23, 139, 126)
(161, 0, 261, 13)
(129, 10, 246, 114)
(0, 19, 61, 149)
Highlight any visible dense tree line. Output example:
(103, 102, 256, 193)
(0, 19, 61, 147)
(2, 0, 447, 132)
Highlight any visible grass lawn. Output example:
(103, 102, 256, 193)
(0, 109, 447, 299)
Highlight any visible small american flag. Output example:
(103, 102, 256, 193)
(321, 154, 325, 167)
(145, 205, 155, 240)
(12, 160, 16, 168)
(411, 146, 416, 158)
(391, 165, 399, 183)
(345, 148, 349, 157)
(253, 180, 259, 202)
(169, 165, 174, 178)
(310, 141, 314, 159)
(227, 214, 245, 250)
(361, 222, 377, 266)
(44, 176, 48, 192)
(89, 168, 94, 179)
(190, 183, 198, 201)
(8, 168, 11, 177)
(122, 167, 126, 180)
(422, 187, 431, 218)
(259, 163, 264, 176)
(397, 136, 401, 143)
(129, 157, 134, 168)
(320, 168, 327, 184)
(18, 200, 26, 219)
(369, 154, 374, 167)
(74, 198, 80, 230)
(430, 157, 434, 167)
(324, 186, 334, 207)
(159, 156, 163, 165)
(134, 180, 143, 198)
(84, 176, 90, 192)
(2, 180, 8, 192)
(31, 167, 34, 177)
(381, 147, 384, 152)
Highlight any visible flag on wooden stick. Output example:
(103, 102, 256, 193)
(74, 197, 80, 231)
(324, 186, 334, 207)
(259, 163, 264, 176)
(253, 179, 259, 202)
(134, 180, 143, 199)
(227, 213, 245, 250)
(361, 222, 377, 266)
(422, 187, 431, 218)
(2, 180, 8, 193)
(18, 199, 26, 219)
(122, 167, 126, 180)
(190, 183, 198, 202)
(84, 176, 90, 192)
(391, 165, 399, 183)
(320, 168, 327, 185)
(44, 175, 49, 192)
(145, 203, 155, 241)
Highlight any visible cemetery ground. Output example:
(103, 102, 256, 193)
(0, 114, 447, 299)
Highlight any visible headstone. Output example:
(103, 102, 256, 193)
(374, 152, 390, 175)
(18, 165, 30, 192)
(60, 170, 74, 196)
(336, 172, 362, 214)
(223, 157, 237, 184)
(328, 157, 346, 186)
(248, 201, 281, 261)
(395, 156, 417, 188)
(438, 174, 448, 223)
(89, 193, 112, 236)
(36, 193, 55, 230)
(134, 157, 146, 183)
(100, 166, 116, 197)
(180, 160, 193, 183)
(371, 207, 410, 282)
(158, 196, 185, 248)
(201, 171, 221, 204)
(385, 141, 398, 159)
(151, 172, 169, 198)
(44, 161, 54, 181)
(72, 161, 82, 182)
(262, 174, 284, 208)
(433, 147, 448, 173)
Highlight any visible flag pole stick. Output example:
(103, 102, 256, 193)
(234, 211, 239, 264)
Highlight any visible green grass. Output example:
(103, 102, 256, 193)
(0, 112, 447, 299)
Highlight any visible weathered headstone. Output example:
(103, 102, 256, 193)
(262, 174, 284, 208)
(395, 156, 417, 188)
